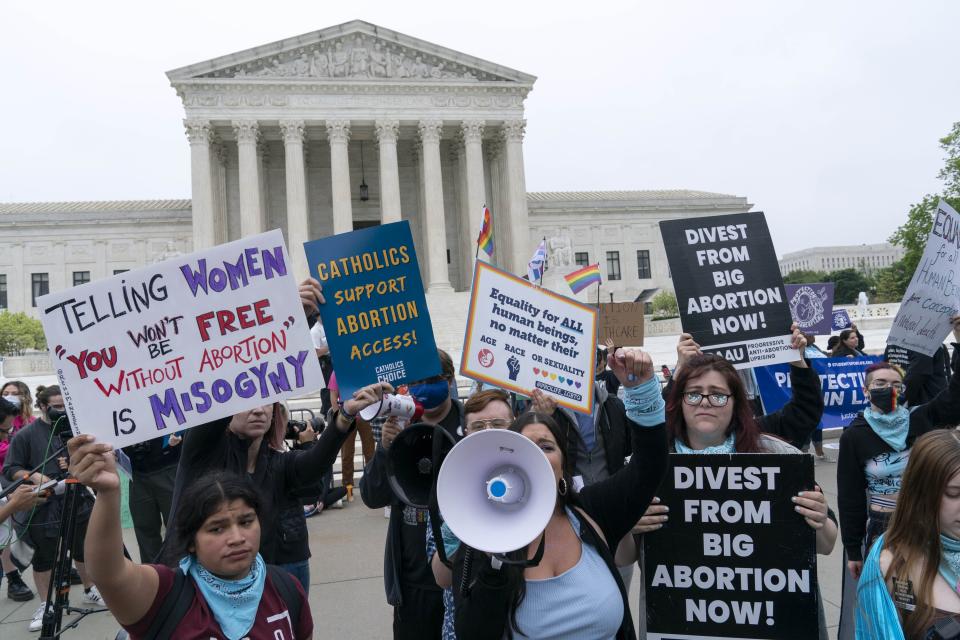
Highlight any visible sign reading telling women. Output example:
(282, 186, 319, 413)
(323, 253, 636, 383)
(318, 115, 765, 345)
(303, 221, 440, 399)
(36, 230, 325, 448)
(644, 454, 818, 640)
(460, 261, 597, 414)
(659, 212, 799, 369)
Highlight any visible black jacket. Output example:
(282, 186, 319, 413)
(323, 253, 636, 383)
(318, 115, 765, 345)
(359, 400, 464, 606)
(552, 384, 632, 483)
(837, 354, 960, 560)
(170, 413, 351, 564)
(451, 422, 668, 640)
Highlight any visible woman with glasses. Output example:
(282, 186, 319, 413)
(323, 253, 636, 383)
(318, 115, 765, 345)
(630, 332, 837, 638)
(838, 349, 960, 583)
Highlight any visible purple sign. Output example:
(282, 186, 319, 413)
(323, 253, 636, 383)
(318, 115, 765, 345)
(832, 309, 852, 331)
(785, 283, 834, 335)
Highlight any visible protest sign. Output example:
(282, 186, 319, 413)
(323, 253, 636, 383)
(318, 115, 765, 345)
(36, 229, 324, 448)
(831, 309, 852, 331)
(659, 212, 799, 369)
(303, 221, 440, 399)
(888, 200, 960, 356)
(785, 283, 834, 335)
(644, 454, 818, 640)
(461, 261, 597, 414)
(754, 356, 880, 430)
(598, 302, 644, 345)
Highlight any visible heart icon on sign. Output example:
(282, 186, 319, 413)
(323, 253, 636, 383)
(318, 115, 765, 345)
(558, 376, 565, 383)
(575, 382, 582, 389)
(533, 368, 540, 375)
(566, 379, 574, 386)
(541, 370, 549, 377)
(550, 373, 557, 380)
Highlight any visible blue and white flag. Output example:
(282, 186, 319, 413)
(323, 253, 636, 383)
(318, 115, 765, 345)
(527, 239, 547, 284)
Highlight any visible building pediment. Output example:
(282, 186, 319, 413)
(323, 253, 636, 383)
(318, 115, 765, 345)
(167, 20, 535, 86)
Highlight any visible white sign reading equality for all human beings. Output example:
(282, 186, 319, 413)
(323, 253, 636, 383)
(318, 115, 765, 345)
(36, 229, 325, 448)
(460, 261, 597, 415)
(887, 200, 960, 356)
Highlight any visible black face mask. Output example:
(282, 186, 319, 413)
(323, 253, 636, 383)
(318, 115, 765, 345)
(869, 387, 898, 414)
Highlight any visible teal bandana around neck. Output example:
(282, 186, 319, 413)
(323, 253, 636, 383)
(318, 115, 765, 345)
(939, 535, 960, 595)
(674, 433, 736, 454)
(179, 553, 266, 640)
(863, 406, 910, 452)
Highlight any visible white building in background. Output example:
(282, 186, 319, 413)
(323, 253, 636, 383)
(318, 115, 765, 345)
(0, 20, 753, 324)
(779, 243, 904, 276)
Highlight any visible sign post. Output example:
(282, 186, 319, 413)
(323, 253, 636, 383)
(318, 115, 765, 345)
(644, 454, 818, 640)
(37, 230, 324, 448)
(659, 212, 798, 369)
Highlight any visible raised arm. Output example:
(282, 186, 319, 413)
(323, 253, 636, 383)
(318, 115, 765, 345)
(914, 318, 960, 427)
(68, 435, 159, 625)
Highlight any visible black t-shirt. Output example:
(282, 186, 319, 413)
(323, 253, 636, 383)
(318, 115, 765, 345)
(398, 402, 462, 590)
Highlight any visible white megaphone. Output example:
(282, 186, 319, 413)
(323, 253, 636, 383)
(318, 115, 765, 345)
(359, 393, 424, 424)
(437, 429, 556, 554)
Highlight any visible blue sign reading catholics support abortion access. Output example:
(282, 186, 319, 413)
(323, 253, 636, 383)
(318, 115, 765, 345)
(754, 355, 880, 430)
(304, 221, 440, 399)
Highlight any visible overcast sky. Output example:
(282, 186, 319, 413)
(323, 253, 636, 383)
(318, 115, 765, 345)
(1, 1, 957, 256)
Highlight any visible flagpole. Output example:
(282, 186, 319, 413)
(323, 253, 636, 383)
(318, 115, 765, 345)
(596, 282, 601, 308)
(475, 203, 484, 262)
(538, 236, 546, 288)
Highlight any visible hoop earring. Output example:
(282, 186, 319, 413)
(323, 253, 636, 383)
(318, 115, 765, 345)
(558, 477, 568, 496)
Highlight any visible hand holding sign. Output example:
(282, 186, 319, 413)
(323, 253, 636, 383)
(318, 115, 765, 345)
(633, 496, 669, 534)
(298, 277, 325, 316)
(609, 347, 653, 388)
(67, 435, 120, 492)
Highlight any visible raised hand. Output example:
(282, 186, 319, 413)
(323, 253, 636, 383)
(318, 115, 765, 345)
(789, 323, 809, 368)
(530, 389, 558, 415)
(299, 277, 325, 316)
(675, 333, 701, 374)
(343, 381, 394, 418)
(608, 347, 653, 388)
(67, 435, 120, 492)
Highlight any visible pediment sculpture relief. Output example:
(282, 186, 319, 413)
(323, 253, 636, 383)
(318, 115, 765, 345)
(206, 35, 508, 82)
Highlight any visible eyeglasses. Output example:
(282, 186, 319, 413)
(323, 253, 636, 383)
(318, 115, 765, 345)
(466, 418, 511, 432)
(869, 381, 905, 392)
(682, 392, 732, 408)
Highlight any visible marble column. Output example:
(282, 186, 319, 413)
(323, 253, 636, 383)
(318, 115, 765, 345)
(326, 120, 353, 234)
(280, 120, 309, 278)
(211, 142, 228, 245)
(461, 120, 487, 277)
(184, 119, 216, 250)
(485, 139, 507, 270)
(501, 120, 530, 275)
(375, 119, 402, 224)
(418, 120, 452, 293)
(232, 120, 263, 238)
(11, 243, 24, 312)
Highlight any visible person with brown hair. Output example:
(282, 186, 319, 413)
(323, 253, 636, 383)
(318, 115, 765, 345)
(856, 429, 960, 639)
(1, 380, 35, 435)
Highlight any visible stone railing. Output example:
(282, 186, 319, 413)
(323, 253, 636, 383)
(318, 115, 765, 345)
(1, 353, 55, 378)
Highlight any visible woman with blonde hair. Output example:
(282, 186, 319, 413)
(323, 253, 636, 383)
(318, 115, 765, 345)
(1, 380, 35, 433)
(857, 429, 960, 639)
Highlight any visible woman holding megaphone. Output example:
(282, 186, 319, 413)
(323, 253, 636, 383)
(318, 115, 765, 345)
(450, 347, 667, 640)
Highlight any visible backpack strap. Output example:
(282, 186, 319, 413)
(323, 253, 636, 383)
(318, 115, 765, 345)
(266, 564, 303, 632)
(143, 568, 195, 640)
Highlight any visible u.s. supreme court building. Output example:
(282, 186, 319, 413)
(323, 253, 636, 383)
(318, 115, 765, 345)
(0, 21, 751, 331)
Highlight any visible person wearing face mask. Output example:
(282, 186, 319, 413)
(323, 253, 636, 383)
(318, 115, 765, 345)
(1, 380, 36, 436)
(2, 385, 105, 631)
(838, 347, 960, 584)
(359, 348, 465, 640)
(0, 393, 36, 603)
(856, 430, 960, 639)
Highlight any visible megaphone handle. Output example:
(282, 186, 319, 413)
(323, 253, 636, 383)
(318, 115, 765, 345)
(489, 532, 547, 570)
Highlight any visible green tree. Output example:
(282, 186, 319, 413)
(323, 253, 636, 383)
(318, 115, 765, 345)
(887, 122, 960, 298)
(823, 269, 873, 304)
(0, 312, 46, 355)
(782, 269, 827, 285)
(651, 290, 678, 318)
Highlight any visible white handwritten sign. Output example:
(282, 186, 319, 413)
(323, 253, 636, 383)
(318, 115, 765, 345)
(37, 229, 324, 448)
(460, 262, 597, 414)
(887, 200, 960, 356)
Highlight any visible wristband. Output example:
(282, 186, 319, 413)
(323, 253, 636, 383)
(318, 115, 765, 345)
(338, 401, 357, 421)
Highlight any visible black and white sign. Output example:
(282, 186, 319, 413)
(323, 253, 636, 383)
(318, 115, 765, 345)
(659, 213, 799, 369)
(644, 454, 818, 640)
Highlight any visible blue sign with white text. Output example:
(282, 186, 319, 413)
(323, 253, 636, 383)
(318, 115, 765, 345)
(303, 221, 440, 399)
(755, 356, 880, 430)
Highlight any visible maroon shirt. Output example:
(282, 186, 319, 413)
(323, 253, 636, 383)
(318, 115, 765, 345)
(123, 564, 313, 640)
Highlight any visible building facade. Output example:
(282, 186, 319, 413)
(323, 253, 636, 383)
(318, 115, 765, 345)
(779, 242, 904, 276)
(0, 21, 753, 322)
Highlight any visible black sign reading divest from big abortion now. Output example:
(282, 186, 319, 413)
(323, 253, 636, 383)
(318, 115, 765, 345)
(644, 454, 818, 640)
(659, 212, 799, 369)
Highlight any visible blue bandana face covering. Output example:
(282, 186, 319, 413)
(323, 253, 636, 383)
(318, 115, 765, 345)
(674, 433, 736, 454)
(863, 406, 910, 452)
(939, 535, 960, 595)
(179, 553, 266, 640)
(408, 380, 449, 409)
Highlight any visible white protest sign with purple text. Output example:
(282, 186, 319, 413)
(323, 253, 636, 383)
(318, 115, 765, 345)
(888, 200, 960, 356)
(37, 229, 324, 448)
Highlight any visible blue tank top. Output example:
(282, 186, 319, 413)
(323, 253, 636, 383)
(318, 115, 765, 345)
(511, 508, 623, 639)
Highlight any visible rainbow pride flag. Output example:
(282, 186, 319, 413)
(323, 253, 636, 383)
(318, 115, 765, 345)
(477, 206, 494, 257)
(564, 263, 602, 294)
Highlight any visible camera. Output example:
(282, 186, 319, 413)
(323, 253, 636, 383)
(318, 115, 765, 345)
(47, 407, 74, 438)
(285, 419, 308, 441)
